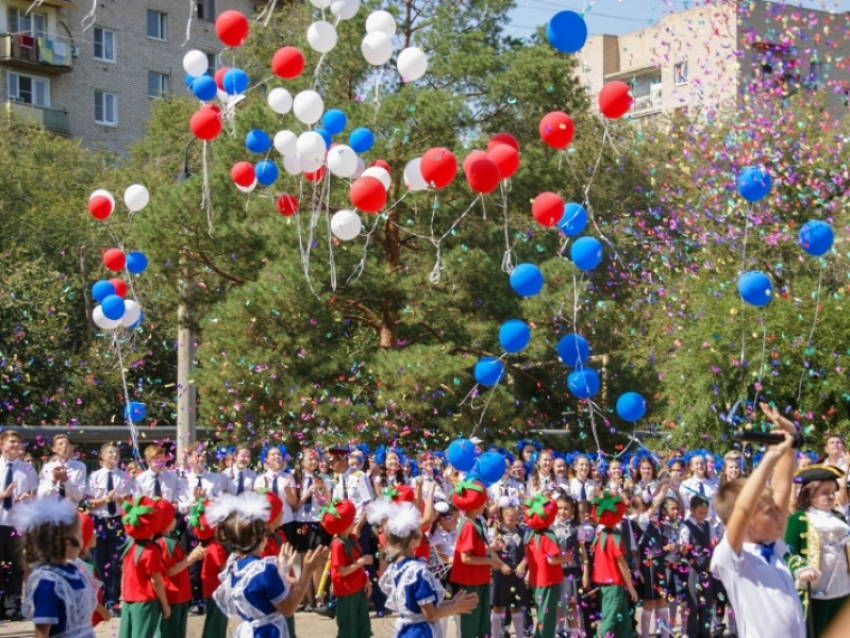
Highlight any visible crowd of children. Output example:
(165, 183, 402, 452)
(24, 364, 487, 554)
(1, 403, 850, 638)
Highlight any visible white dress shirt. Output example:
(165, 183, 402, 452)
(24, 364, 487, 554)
(567, 477, 595, 502)
(257, 470, 296, 524)
(0, 456, 38, 527)
(133, 468, 180, 504)
(488, 477, 524, 505)
(179, 469, 235, 513)
(38, 459, 87, 503)
(330, 468, 373, 515)
(86, 467, 131, 517)
(295, 473, 332, 523)
(679, 477, 717, 518)
(222, 466, 257, 494)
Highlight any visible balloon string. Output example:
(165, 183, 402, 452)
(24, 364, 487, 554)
(737, 202, 753, 374)
(312, 17, 341, 90)
(325, 183, 337, 291)
(372, 67, 385, 123)
(182, 0, 194, 47)
(256, 0, 279, 27)
(469, 381, 500, 439)
(347, 215, 382, 284)
(201, 141, 214, 237)
(796, 265, 824, 401)
(500, 181, 514, 274)
(112, 332, 142, 464)
(80, 0, 97, 33)
(427, 196, 479, 284)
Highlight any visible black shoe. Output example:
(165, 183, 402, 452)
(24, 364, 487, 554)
(189, 605, 205, 617)
(315, 605, 335, 619)
(7, 612, 24, 622)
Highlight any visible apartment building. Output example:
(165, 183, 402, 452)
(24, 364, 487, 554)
(577, 0, 850, 121)
(1, 0, 256, 153)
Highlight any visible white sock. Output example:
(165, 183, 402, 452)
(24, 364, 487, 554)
(512, 609, 525, 638)
(667, 601, 677, 627)
(729, 609, 738, 635)
(491, 611, 503, 638)
(655, 608, 671, 638)
(641, 609, 652, 638)
(440, 618, 448, 638)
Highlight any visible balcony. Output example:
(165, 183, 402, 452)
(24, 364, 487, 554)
(5, 101, 70, 136)
(0, 33, 74, 74)
(631, 93, 662, 115)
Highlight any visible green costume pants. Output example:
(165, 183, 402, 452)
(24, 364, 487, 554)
(286, 614, 296, 638)
(596, 585, 634, 638)
(811, 596, 848, 638)
(202, 597, 228, 638)
(457, 583, 490, 638)
(335, 589, 372, 638)
(533, 585, 558, 638)
(158, 601, 188, 637)
(119, 601, 162, 638)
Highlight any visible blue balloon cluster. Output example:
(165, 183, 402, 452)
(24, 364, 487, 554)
(499, 319, 531, 354)
(475, 451, 507, 487)
(616, 392, 646, 421)
(567, 368, 600, 399)
(547, 11, 588, 54)
(246, 130, 271, 154)
(350, 127, 374, 154)
(474, 357, 504, 387)
(101, 295, 125, 320)
(738, 270, 773, 307)
(223, 68, 248, 95)
(510, 263, 544, 297)
(559, 203, 587, 236)
(126, 252, 148, 275)
(571, 236, 603, 271)
(447, 438, 476, 472)
(799, 220, 833, 257)
(557, 333, 589, 367)
(737, 167, 771, 203)
(93, 280, 115, 302)
(255, 160, 278, 186)
(191, 75, 217, 101)
(322, 109, 347, 135)
(125, 402, 146, 423)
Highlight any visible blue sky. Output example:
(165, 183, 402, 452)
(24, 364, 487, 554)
(507, 0, 850, 38)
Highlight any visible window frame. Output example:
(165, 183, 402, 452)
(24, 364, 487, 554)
(674, 61, 688, 86)
(94, 89, 117, 126)
(93, 27, 116, 63)
(7, 71, 50, 107)
(147, 71, 170, 99)
(206, 52, 218, 77)
(8, 8, 48, 38)
(196, 0, 216, 22)
(146, 10, 168, 41)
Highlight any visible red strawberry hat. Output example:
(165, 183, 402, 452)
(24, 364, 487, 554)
(591, 490, 627, 528)
(383, 484, 415, 503)
(79, 513, 95, 549)
(187, 500, 215, 541)
(258, 488, 284, 525)
(451, 479, 488, 512)
(153, 498, 176, 536)
(121, 496, 163, 540)
(320, 499, 356, 536)
(524, 493, 558, 531)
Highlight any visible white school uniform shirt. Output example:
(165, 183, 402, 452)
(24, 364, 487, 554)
(330, 469, 372, 515)
(257, 470, 295, 524)
(526, 473, 565, 498)
(223, 466, 257, 494)
(38, 458, 86, 503)
(179, 469, 235, 513)
(679, 477, 717, 518)
(488, 478, 524, 505)
(430, 527, 457, 559)
(295, 473, 333, 523)
(567, 477, 595, 502)
(678, 515, 718, 546)
(710, 537, 805, 638)
(133, 468, 180, 504)
(85, 467, 131, 517)
(0, 456, 38, 527)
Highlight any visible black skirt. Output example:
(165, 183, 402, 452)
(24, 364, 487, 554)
(491, 570, 528, 609)
(295, 521, 332, 552)
(639, 554, 670, 601)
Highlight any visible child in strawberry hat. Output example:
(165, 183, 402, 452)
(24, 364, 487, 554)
(321, 498, 373, 638)
(74, 512, 111, 627)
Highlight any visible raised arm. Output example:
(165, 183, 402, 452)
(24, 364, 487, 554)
(759, 402, 798, 536)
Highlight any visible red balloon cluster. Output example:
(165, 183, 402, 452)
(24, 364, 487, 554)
(464, 156, 500, 194)
(214, 67, 230, 91)
(231, 162, 255, 187)
(103, 248, 126, 272)
(276, 194, 299, 216)
(532, 192, 564, 227)
(487, 133, 518, 152)
(539, 111, 574, 149)
(190, 105, 222, 141)
(109, 278, 127, 298)
(272, 47, 304, 80)
(88, 196, 112, 221)
(420, 148, 457, 189)
(216, 10, 249, 48)
(599, 81, 633, 119)
(350, 176, 387, 213)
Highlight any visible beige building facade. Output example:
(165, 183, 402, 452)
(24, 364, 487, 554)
(577, 0, 850, 120)
(1, 0, 255, 153)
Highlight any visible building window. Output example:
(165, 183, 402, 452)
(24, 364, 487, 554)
(8, 72, 49, 106)
(94, 28, 115, 62)
(146, 10, 167, 41)
(674, 61, 688, 85)
(95, 90, 117, 125)
(7, 8, 47, 37)
(206, 52, 218, 77)
(807, 60, 823, 88)
(197, 0, 216, 21)
(148, 71, 170, 98)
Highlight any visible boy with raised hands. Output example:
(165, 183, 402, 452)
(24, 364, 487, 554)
(710, 402, 805, 638)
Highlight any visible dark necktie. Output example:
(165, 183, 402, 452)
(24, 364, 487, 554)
(197, 475, 203, 490)
(759, 541, 776, 563)
(580, 481, 587, 501)
(698, 481, 705, 496)
(106, 471, 117, 516)
(271, 474, 279, 494)
(3, 463, 13, 510)
(237, 471, 245, 495)
(59, 474, 66, 498)
(154, 473, 162, 497)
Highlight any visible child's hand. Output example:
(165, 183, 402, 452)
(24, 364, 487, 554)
(189, 546, 206, 562)
(304, 546, 330, 574)
(499, 562, 512, 575)
(582, 573, 590, 590)
(162, 602, 172, 619)
(515, 564, 527, 579)
(279, 543, 297, 571)
(451, 589, 479, 614)
(764, 431, 795, 459)
(627, 584, 638, 603)
(0, 482, 15, 499)
(759, 402, 797, 435)
(359, 555, 374, 567)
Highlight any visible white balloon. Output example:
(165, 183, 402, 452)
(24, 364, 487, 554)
(274, 130, 298, 156)
(310, 0, 331, 7)
(89, 188, 115, 210)
(216, 88, 230, 103)
(293, 90, 324, 125)
(296, 131, 327, 163)
(404, 158, 428, 191)
(307, 21, 338, 54)
(283, 154, 303, 176)
(366, 10, 397, 36)
(330, 0, 360, 20)
(183, 49, 209, 78)
(123, 184, 149, 212)
(121, 300, 141, 328)
(236, 180, 257, 193)
(352, 157, 366, 179)
(267, 88, 293, 115)
(362, 166, 391, 190)
(361, 32, 393, 66)
(397, 47, 428, 82)
(327, 145, 358, 178)
(331, 210, 362, 241)
(300, 155, 323, 172)
(92, 306, 121, 330)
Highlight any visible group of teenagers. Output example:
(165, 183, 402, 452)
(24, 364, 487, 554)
(0, 402, 849, 638)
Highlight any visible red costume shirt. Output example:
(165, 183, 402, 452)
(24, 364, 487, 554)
(201, 540, 229, 599)
(592, 528, 627, 586)
(158, 537, 192, 604)
(414, 533, 431, 560)
(121, 541, 164, 602)
(330, 536, 367, 597)
(526, 532, 563, 587)
(450, 518, 491, 586)
(261, 529, 289, 559)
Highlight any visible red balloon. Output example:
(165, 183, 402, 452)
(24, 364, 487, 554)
(487, 133, 519, 152)
(214, 67, 230, 91)
(599, 81, 633, 119)
(190, 106, 222, 141)
(88, 195, 112, 221)
(488, 145, 519, 179)
(419, 148, 457, 189)
(532, 192, 564, 227)
(216, 10, 249, 48)
(231, 162, 255, 187)
(539, 111, 574, 149)
(272, 47, 304, 80)
(276, 194, 299, 216)
(304, 167, 325, 183)
(103, 248, 126, 272)
(350, 176, 387, 213)
(108, 278, 127, 299)
(466, 158, 500, 194)
(370, 159, 391, 174)
(462, 150, 488, 176)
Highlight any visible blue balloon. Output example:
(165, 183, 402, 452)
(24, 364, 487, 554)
(477, 451, 506, 487)
(322, 109, 347, 135)
(567, 368, 600, 399)
(223, 68, 248, 95)
(799, 220, 833, 257)
(737, 167, 771, 203)
(92, 280, 115, 303)
(124, 401, 146, 422)
(510, 263, 544, 297)
(316, 128, 333, 150)
(559, 203, 587, 236)
(349, 128, 375, 154)
(246, 129, 271, 154)
(737, 271, 773, 307)
(126, 252, 148, 275)
(499, 319, 531, 354)
(101, 295, 126, 320)
(547, 11, 588, 54)
(616, 392, 647, 421)
(557, 333, 589, 368)
(191, 75, 217, 101)
(571, 236, 603, 271)
(447, 438, 476, 472)
(474, 357, 504, 387)
(185, 73, 198, 87)
(255, 160, 278, 186)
